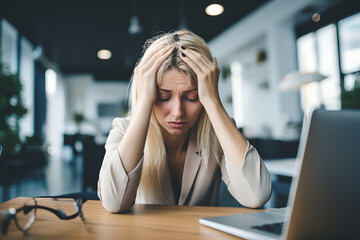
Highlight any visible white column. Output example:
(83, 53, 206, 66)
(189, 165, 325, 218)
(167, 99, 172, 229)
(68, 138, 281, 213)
(266, 21, 301, 139)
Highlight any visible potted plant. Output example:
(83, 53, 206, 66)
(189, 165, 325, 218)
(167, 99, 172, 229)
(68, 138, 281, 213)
(0, 63, 27, 159)
(341, 73, 360, 109)
(73, 112, 85, 133)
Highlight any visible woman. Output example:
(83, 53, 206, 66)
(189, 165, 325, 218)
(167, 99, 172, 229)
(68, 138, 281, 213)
(97, 30, 271, 213)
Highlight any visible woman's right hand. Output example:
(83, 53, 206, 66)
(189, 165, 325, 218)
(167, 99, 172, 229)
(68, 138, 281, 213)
(116, 45, 174, 175)
(133, 45, 174, 105)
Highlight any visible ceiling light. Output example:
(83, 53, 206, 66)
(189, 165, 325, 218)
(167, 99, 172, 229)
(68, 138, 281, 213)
(97, 49, 112, 60)
(205, 4, 224, 16)
(312, 13, 321, 22)
(279, 71, 327, 91)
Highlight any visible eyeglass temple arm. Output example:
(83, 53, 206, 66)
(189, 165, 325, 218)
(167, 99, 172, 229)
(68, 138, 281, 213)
(2, 199, 87, 235)
(22, 205, 80, 220)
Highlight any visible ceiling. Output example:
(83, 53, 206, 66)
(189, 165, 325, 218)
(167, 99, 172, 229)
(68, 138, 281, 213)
(1, 0, 269, 81)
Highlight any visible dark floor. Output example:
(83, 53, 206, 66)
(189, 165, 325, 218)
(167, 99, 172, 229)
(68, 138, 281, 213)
(0, 147, 82, 203)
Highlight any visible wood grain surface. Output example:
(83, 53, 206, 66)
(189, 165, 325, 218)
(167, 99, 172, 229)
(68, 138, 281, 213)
(0, 197, 264, 240)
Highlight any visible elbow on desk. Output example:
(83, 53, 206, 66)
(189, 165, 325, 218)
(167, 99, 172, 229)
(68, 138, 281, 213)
(238, 193, 270, 209)
(101, 198, 134, 213)
(102, 203, 120, 213)
(101, 201, 130, 213)
(255, 179, 273, 208)
(248, 186, 272, 209)
(98, 182, 134, 213)
(250, 173, 272, 208)
(237, 177, 273, 209)
(117, 200, 135, 213)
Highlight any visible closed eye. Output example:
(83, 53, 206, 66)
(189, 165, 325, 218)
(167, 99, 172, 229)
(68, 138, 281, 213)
(186, 97, 198, 102)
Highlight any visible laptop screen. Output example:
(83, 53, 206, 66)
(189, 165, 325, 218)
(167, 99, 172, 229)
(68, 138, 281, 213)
(285, 109, 360, 239)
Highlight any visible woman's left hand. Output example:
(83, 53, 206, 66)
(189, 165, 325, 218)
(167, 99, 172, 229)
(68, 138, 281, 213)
(179, 46, 221, 108)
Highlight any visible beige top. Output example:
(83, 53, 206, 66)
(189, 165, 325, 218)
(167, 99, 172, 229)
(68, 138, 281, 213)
(97, 117, 272, 213)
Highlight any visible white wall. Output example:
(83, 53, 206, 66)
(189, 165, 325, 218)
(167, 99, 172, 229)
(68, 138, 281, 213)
(63, 74, 129, 143)
(267, 21, 301, 139)
(1, 19, 35, 140)
(19, 36, 35, 139)
(1, 19, 18, 74)
(208, 0, 340, 139)
(88, 80, 129, 136)
(228, 35, 276, 138)
(64, 74, 93, 131)
(45, 69, 66, 154)
(218, 75, 233, 117)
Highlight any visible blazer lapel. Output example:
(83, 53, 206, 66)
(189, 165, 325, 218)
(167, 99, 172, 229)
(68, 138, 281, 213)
(179, 127, 201, 205)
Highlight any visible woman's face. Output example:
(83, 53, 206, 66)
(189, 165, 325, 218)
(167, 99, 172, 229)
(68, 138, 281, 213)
(154, 68, 202, 137)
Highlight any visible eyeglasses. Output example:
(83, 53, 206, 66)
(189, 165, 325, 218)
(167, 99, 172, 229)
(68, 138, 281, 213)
(1, 197, 88, 235)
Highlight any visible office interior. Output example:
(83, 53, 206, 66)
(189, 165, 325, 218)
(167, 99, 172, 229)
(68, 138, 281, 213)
(0, 0, 359, 208)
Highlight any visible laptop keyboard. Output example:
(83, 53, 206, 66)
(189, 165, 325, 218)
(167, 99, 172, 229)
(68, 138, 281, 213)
(251, 222, 284, 235)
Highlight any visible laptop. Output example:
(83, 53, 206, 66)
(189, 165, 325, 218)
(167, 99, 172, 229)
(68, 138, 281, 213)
(199, 109, 360, 239)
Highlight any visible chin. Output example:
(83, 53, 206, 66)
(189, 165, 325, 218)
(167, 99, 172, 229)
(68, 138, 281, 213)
(162, 125, 190, 136)
(167, 129, 189, 136)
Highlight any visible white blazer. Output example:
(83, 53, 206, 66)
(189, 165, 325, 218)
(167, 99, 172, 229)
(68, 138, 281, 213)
(98, 117, 272, 213)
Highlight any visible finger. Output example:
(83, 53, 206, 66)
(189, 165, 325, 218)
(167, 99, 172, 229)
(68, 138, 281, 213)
(179, 47, 212, 72)
(179, 51, 204, 76)
(213, 57, 220, 71)
(139, 45, 171, 68)
(144, 44, 169, 60)
(148, 46, 175, 72)
(141, 45, 171, 67)
(144, 46, 174, 71)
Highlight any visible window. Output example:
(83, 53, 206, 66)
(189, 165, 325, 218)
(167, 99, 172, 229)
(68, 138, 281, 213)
(317, 24, 341, 109)
(0, 19, 18, 74)
(296, 24, 341, 112)
(296, 12, 360, 112)
(339, 12, 360, 91)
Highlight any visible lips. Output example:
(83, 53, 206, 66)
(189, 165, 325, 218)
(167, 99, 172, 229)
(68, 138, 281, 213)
(167, 121, 188, 128)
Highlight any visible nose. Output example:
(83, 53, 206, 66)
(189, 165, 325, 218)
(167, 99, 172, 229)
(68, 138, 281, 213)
(171, 98, 184, 118)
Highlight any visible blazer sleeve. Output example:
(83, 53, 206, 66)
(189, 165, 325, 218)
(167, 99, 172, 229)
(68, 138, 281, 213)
(220, 141, 272, 208)
(97, 117, 144, 213)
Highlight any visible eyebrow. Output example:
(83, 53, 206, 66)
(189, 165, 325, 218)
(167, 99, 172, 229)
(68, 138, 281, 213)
(158, 88, 198, 93)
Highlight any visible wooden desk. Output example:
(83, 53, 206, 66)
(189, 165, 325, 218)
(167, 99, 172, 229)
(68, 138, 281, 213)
(0, 197, 264, 240)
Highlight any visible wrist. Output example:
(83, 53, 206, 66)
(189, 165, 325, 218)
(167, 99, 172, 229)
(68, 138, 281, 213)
(202, 97, 224, 116)
(201, 94, 221, 110)
(134, 98, 154, 114)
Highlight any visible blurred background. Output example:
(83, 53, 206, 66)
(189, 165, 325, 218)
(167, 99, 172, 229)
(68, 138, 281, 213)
(0, 0, 359, 208)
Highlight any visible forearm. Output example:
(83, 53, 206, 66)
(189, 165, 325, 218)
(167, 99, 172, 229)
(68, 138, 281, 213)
(204, 99, 248, 167)
(118, 99, 153, 174)
(98, 151, 144, 213)
(220, 149, 272, 208)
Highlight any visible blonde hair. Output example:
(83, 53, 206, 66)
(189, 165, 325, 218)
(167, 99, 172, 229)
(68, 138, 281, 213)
(128, 30, 222, 203)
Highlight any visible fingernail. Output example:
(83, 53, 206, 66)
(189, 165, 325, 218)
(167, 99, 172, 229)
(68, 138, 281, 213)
(180, 46, 186, 50)
(181, 53, 186, 57)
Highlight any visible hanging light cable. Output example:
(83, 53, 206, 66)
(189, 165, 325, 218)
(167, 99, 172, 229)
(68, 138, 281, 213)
(128, 0, 142, 35)
(128, 15, 142, 35)
(178, 0, 187, 30)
